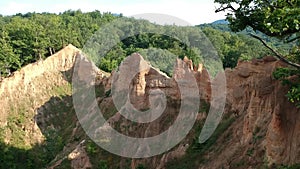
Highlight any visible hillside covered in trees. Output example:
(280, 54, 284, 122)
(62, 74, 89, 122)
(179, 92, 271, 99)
(0, 10, 276, 78)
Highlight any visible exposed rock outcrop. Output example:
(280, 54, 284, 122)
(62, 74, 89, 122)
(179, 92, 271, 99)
(2, 43, 300, 169)
(0, 44, 81, 146)
(202, 57, 300, 168)
(108, 53, 300, 167)
(68, 141, 92, 169)
(112, 53, 174, 110)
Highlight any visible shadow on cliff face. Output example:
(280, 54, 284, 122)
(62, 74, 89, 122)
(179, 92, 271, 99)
(2, 53, 300, 169)
(0, 94, 77, 168)
(0, 65, 80, 169)
(0, 141, 49, 169)
(0, 99, 84, 169)
(0, 48, 111, 169)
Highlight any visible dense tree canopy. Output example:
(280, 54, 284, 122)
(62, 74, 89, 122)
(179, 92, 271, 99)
(215, 0, 300, 106)
(215, 0, 300, 37)
(0, 10, 273, 78)
(0, 10, 120, 77)
(215, 0, 300, 63)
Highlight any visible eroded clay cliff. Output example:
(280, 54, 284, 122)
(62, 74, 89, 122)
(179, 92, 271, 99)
(1, 45, 300, 169)
(94, 52, 300, 168)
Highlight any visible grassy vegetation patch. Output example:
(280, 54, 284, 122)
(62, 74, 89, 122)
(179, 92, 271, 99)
(165, 115, 235, 169)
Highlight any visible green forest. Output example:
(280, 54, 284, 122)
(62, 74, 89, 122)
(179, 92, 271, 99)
(0, 9, 280, 78)
(0, 4, 299, 106)
(214, 0, 300, 106)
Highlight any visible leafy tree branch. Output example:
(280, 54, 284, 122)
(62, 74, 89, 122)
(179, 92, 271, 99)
(249, 33, 300, 69)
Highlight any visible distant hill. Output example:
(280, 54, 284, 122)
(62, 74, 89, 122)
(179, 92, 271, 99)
(197, 19, 292, 54)
(197, 20, 231, 32)
(211, 19, 228, 25)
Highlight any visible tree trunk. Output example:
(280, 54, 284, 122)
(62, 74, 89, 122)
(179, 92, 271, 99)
(6, 68, 11, 76)
(38, 48, 42, 60)
(49, 47, 53, 55)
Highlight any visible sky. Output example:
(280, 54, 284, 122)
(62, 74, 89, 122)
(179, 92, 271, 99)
(0, 0, 227, 25)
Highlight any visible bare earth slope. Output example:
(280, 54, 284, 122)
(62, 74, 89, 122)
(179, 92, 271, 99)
(0, 45, 300, 169)
(201, 58, 300, 168)
(0, 44, 79, 147)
